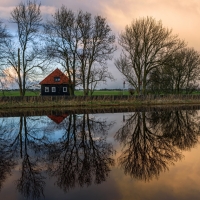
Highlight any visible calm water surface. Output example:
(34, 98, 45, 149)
(0, 107, 200, 200)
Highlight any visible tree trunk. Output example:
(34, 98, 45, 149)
(18, 48, 23, 96)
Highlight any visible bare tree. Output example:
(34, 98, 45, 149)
(0, 21, 11, 94)
(5, 0, 50, 96)
(44, 6, 116, 95)
(115, 16, 185, 95)
(149, 47, 200, 94)
(77, 13, 116, 95)
(43, 8, 78, 95)
(87, 65, 113, 95)
(0, 21, 10, 57)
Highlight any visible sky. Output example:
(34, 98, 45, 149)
(0, 0, 200, 89)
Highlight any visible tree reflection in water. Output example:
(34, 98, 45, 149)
(115, 109, 200, 182)
(46, 113, 115, 192)
(0, 118, 16, 190)
(150, 110, 200, 150)
(0, 116, 47, 199)
(16, 116, 46, 199)
(0, 115, 53, 199)
(0, 108, 199, 199)
(0, 113, 115, 199)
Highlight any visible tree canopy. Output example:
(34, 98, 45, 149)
(115, 16, 188, 94)
(43, 6, 116, 95)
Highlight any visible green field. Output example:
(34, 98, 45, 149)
(0, 90, 40, 96)
(0, 90, 130, 96)
(74, 90, 129, 96)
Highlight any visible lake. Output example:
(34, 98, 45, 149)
(0, 106, 200, 200)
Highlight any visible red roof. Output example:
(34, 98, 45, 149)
(39, 68, 70, 85)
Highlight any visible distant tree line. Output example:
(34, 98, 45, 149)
(0, 1, 199, 96)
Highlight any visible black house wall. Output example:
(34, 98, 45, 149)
(40, 84, 70, 96)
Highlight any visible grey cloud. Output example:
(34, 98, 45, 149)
(1, 0, 200, 88)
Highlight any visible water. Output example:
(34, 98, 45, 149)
(0, 106, 200, 200)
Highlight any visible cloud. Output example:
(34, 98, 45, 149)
(98, 0, 200, 50)
(1, 0, 200, 88)
(0, 6, 14, 20)
(1, 0, 200, 49)
(41, 5, 56, 15)
(0, 67, 18, 89)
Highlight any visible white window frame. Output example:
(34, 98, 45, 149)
(45, 87, 49, 92)
(52, 87, 56, 92)
(63, 87, 67, 92)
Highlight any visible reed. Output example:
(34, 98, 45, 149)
(0, 94, 200, 109)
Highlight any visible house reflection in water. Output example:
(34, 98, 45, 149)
(1, 107, 200, 200)
(47, 114, 68, 124)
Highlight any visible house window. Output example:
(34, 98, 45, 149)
(63, 87, 67, 92)
(45, 87, 49, 92)
(54, 77, 60, 82)
(52, 87, 56, 92)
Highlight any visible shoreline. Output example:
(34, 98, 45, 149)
(1, 98, 200, 114)
(1, 104, 200, 117)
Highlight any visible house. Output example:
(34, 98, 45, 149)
(39, 68, 70, 96)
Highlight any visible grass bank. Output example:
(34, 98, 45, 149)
(0, 94, 200, 110)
